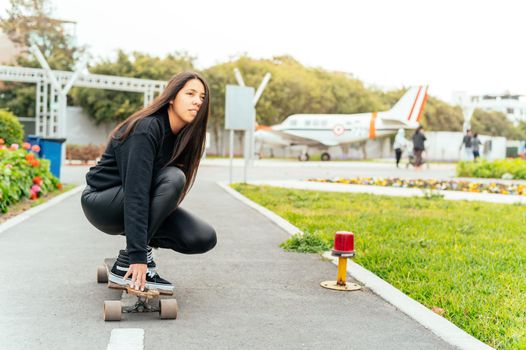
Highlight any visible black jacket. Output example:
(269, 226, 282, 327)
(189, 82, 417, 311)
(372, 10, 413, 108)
(86, 108, 178, 264)
(412, 132, 426, 151)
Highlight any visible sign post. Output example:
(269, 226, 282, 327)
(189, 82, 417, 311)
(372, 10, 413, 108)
(225, 85, 256, 184)
(233, 69, 271, 162)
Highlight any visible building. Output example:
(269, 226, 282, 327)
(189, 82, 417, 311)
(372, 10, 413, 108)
(0, 31, 22, 64)
(453, 91, 526, 125)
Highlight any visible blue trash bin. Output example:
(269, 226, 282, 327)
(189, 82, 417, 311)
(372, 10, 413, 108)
(39, 138, 67, 179)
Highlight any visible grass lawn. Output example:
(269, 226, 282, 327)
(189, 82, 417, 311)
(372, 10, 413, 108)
(0, 184, 77, 224)
(232, 184, 526, 350)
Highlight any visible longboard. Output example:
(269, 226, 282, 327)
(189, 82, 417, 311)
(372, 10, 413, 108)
(97, 258, 178, 321)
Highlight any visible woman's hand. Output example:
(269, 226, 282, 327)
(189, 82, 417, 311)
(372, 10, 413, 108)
(124, 263, 147, 291)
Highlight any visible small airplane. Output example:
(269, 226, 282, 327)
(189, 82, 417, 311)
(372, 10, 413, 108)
(254, 86, 429, 161)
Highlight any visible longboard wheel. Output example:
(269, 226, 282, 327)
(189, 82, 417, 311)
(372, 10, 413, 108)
(103, 301, 122, 321)
(159, 299, 178, 319)
(97, 265, 108, 283)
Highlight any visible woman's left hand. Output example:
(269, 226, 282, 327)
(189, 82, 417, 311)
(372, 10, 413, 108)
(124, 263, 147, 291)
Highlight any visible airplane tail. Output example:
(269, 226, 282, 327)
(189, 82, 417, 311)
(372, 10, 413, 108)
(381, 86, 428, 125)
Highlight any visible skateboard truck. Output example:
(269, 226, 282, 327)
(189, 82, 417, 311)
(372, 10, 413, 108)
(123, 286, 160, 313)
(321, 231, 362, 291)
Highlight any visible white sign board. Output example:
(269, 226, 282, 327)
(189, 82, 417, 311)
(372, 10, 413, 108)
(225, 85, 255, 130)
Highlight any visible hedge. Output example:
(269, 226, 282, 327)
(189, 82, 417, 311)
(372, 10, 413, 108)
(0, 109, 24, 146)
(456, 158, 526, 180)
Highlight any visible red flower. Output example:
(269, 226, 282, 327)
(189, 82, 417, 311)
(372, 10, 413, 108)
(31, 145, 41, 153)
(30, 192, 38, 200)
(57, 183, 63, 190)
(22, 142, 31, 150)
(31, 159, 40, 167)
(26, 153, 35, 162)
(33, 176, 42, 185)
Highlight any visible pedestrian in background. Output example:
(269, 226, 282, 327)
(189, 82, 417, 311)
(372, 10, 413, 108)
(519, 140, 526, 159)
(472, 133, 482, 161)
(393, 128, 408, 168)
(412, 126, 426, 170)
(460, 129, 474, 161)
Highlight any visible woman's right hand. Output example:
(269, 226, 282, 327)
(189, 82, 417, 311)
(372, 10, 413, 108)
(124, 263, 147, 291)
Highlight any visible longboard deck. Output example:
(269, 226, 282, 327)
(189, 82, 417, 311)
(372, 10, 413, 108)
(103, 258, 173, 296)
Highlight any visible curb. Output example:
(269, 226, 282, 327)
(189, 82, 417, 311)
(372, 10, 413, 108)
(0, 185, 85, 235)
(217, 181, 494, 350)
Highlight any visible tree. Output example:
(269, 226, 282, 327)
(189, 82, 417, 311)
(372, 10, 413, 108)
(470, 109, 525, 139)
(0, 0, 82, 120)
(420, 96, 464, 132)
(516, 121, 526, 140)
(203, 55, 386, 154)
(70, 51, 196, 125)
(1, 0, 80, 70)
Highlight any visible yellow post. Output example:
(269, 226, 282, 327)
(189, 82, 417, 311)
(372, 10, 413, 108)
(336, 257, 348, 286)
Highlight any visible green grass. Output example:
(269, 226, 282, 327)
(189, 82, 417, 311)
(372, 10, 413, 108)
(231, 184, 526, 350)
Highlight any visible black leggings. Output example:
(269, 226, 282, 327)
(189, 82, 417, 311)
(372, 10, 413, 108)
(395, 148, 402, 166)
(80, 167, 216, 255)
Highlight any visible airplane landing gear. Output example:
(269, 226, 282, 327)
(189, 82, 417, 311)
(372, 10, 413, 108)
(321, 152, 331, 161)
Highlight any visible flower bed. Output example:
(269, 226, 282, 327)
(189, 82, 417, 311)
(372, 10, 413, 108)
(457, 158, 526, 180)
(0, 138, 62, 213)
(308, 177, 526, 196)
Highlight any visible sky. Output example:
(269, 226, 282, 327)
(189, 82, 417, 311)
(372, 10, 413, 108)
(1, 0, 525, 102)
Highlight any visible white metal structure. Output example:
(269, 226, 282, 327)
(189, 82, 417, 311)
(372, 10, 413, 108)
(0, 64, 166, 137)
(255, 86, 428, 161)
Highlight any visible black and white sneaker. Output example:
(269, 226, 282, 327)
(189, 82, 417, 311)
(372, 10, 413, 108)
(116, 249, 157, 270)
(108, 248, 174, 293)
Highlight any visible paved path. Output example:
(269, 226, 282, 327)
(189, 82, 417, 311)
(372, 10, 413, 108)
(0, 163, 460, 349)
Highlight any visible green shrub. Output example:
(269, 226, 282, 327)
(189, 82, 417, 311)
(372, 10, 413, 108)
(0, 109, 24, 145)
(280, 231, 332, 253)
(456, 159, 526, 179)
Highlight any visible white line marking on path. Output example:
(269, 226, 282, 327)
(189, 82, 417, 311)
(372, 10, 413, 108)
(107, 328, 144, 350)
(0, 185, 85, 235)
(217, 181, 495, 350)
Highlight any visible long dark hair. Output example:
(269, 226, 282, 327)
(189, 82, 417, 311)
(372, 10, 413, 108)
(110, 71, 210, 202)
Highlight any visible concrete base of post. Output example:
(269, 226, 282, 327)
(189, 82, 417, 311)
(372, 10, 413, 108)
(320, 281, 362, 291)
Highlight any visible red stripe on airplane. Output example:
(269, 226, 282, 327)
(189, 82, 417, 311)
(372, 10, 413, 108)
(407, 86, 422, 121)
(416, 87, 429, 123)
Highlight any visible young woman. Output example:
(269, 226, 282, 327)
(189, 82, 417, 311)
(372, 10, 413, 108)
(81, 72, 217, 293)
